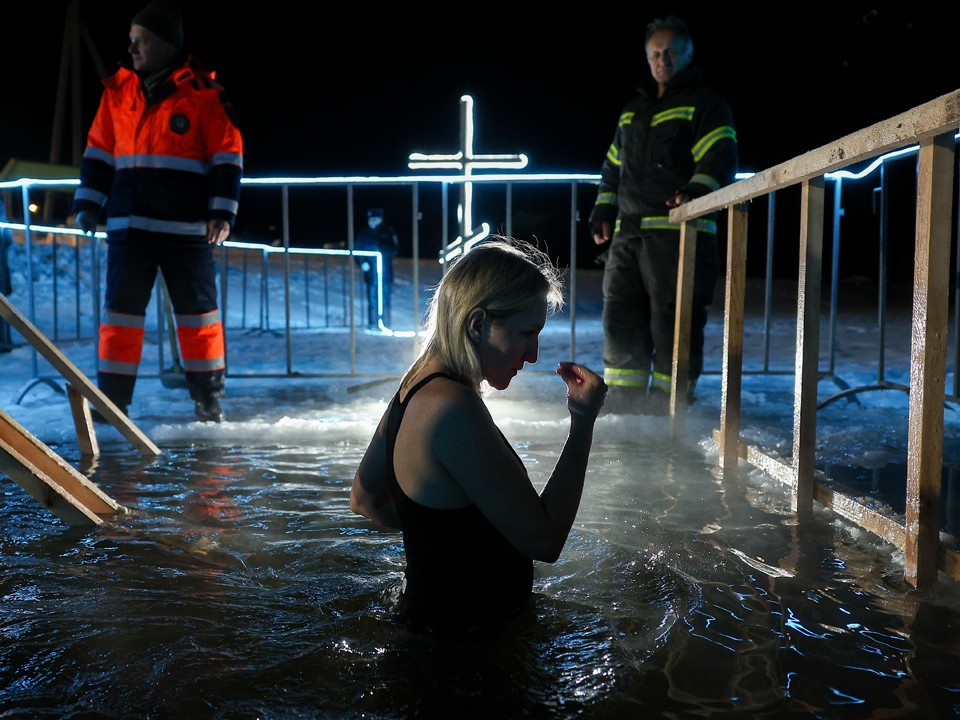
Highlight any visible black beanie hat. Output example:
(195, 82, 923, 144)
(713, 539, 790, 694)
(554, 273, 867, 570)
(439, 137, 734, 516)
(131, 1, 184, 49)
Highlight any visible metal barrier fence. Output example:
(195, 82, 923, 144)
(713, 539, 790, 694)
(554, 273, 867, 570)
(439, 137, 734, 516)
(0, 158, 947, 386)
(0, 174, 602, 381)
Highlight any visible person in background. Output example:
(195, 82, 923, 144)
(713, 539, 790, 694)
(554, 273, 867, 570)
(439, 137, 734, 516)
(589, 15, 738, 415)
(350, 236, 607, 641)
(72, 0, 243, 423)
(354, 208, 400, 329)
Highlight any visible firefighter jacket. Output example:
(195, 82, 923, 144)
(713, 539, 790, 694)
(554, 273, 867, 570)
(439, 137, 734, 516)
(589, 64, 737, 238)
(73, 56, 243, 245)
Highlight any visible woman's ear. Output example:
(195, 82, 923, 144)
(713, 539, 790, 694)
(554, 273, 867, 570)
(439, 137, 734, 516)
(467, 308, 484, 344)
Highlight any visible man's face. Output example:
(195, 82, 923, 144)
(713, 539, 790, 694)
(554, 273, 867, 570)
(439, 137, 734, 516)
(646, 30, 691, 86)
(128, 24, 178, 75)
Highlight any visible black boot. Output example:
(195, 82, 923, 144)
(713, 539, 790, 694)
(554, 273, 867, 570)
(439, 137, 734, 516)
(195, 397, 223, 423)
(188, 370, 225, 423)
(97, 373, 134, 421)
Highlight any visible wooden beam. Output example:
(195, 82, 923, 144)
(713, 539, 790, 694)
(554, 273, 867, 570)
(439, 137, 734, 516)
(0, 409, 126, 526)
(904, 131, 955, 587)
(792, 177, 825, 514)
(0, 292, 160, 457)
(719, 203, 748, 470)
(670, 220, 696, 437)
(672, 89, 960, 217)
(66, 382, 98, 457)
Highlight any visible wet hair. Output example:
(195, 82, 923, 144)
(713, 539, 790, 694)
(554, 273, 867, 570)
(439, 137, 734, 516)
(403, 235, 565, 393)
(645, 15, 694, 61)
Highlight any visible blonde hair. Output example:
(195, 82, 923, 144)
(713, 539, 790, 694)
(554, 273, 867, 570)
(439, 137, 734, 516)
(402, 236, 565, 393)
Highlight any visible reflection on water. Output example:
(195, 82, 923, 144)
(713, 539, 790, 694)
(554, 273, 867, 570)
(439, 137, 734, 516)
(2, 406, 960, 719)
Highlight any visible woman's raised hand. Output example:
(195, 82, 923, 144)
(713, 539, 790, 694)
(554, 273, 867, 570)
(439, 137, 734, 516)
(556, 362, 607, 420)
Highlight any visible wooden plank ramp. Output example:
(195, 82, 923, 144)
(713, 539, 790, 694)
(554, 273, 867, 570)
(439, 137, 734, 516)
(0, 409, 127, 526)
(0, 292, 160, 457)
(0, 291, 156, 526)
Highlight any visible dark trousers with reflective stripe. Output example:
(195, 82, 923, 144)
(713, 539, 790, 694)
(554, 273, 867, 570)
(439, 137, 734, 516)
(601, 230, 718, 383)
(99, 242, 225, 407)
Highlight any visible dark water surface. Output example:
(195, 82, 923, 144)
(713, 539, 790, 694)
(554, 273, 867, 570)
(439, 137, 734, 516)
(2, 395, 960, 719)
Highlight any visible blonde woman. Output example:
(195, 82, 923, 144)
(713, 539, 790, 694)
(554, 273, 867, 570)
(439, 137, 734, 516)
(351, 236, 607, 640)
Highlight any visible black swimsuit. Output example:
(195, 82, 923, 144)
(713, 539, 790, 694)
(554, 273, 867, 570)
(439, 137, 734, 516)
(385, 372, 534, 639)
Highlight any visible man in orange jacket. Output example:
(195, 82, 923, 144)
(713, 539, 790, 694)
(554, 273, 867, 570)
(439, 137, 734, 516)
(73, 1, 243, 423)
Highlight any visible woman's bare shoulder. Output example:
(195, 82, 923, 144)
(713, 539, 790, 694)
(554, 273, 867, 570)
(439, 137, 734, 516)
(402, 373, 490, 431)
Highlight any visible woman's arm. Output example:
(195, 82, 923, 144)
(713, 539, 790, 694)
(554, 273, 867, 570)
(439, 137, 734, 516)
(431, 363, 606, 562)
(351, 406, 402, 529)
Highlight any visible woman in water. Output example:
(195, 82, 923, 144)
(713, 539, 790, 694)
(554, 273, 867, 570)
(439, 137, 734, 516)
(351, 236, 607, 640)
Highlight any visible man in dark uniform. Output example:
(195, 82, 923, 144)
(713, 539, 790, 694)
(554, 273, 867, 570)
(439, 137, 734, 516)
(589, 15, 738, 415)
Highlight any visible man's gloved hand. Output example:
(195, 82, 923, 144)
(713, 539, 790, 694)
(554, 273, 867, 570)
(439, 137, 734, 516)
(75, 210, 98, 234)
(588, 207, 616, 246)
(591, 218, 613, 245)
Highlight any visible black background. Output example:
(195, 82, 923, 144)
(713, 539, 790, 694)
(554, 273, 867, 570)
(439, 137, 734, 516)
(3, 3, 957, 275)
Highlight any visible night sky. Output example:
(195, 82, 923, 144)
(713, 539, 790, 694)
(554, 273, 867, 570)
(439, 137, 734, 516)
(4, 3, 956, 177)
(3, 3, 957, 275)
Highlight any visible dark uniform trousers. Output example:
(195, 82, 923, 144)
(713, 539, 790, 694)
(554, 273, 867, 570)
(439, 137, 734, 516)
(99, 242, 225, 408)
(601, 229, 718, 387)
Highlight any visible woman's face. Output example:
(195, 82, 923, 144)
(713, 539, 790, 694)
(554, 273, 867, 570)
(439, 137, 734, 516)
(476, 296, 548, 391)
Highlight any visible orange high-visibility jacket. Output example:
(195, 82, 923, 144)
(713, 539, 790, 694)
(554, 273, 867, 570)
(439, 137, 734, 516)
(73, 57, 243, 245)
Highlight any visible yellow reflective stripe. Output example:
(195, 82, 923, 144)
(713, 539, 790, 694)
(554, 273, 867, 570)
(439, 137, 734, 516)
(650, 106, 694, 126)
(604, 368, 649, 389)
(650, 372, 698, 393)
(691, 125, 737, 162)
(689, 173, 720, 192)
(596, 192, 618, 207)
(605, 143, 620, 166)
(618, 111, 634, 128)
(639, 216, 718, 234)
(650, 372, 672, 393)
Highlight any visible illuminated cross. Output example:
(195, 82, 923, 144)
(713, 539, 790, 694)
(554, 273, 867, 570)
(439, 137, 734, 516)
(408, 94, 528, 264)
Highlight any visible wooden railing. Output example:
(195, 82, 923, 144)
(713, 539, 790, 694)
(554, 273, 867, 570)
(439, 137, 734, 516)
(668, 89, 960, 588)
